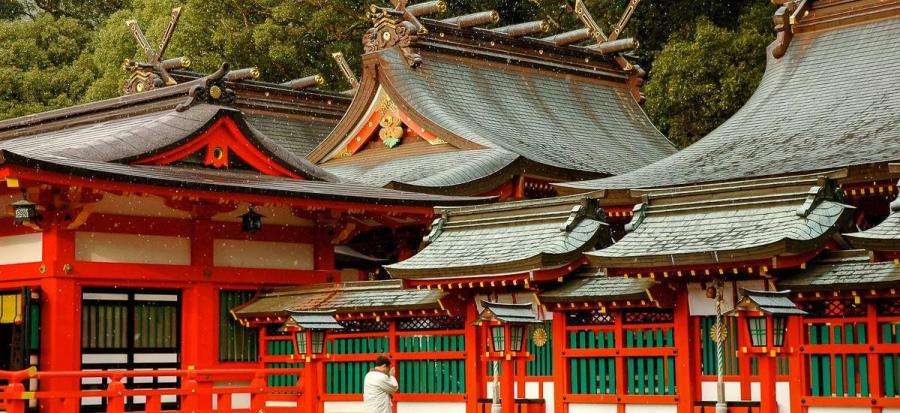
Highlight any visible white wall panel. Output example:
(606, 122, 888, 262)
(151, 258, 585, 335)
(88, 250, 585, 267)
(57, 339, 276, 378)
(0, 233, 42, 264)
(213, 239, 313, 270)
(75, 232, 190, 265)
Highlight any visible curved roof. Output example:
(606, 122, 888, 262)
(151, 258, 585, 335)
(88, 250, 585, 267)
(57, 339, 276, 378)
(385, 195, 607, 279)
(559, 11, 900, 192)
(0, 104, 339, 181)
(845, 191, 900, 251)
(779, 250, 900, 292)
(378, 48, 675, 175)
(588, 177, 854, 269)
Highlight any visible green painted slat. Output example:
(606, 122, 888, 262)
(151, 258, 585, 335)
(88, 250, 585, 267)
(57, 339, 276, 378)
(588, 356, 597, 394)
(626, 330, 635, 395)
(810, 325, 821, 396)
(646, 331, 655, 395)
(822, 326, 832, 396)
(847, 354, 856, 397)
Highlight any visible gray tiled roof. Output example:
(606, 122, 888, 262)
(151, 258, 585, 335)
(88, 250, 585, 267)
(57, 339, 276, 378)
(540, 275, 654, 303)
(845, 196, 900, 251)
(559, 15, 900, 191)
(479, 301, 540, 324)
(588, 177, 853, 269)
(246, 113, 336, 157)
(0, 104, 338, 181)
(232, 280, 445, 318)
(380, 48, 676, 176)
(385, 195, 607, 279)
(778, 250, 900, 291)
(323, 142, 518, 189)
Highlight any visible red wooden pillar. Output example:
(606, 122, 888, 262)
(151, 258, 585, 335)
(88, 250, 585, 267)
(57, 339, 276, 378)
(302, 358, 321, 413)
(465, 303, 484, 413)
(502, 356, 516, 413)
(673, 288, 697, 413)
(552, 312, 568, 413)
(788, 316, 806, 413)
(866, 302, 883, 413)
(758, 317, 777, 413)
(40, 217, 79, 411)
(614, 311, 625, 413)
(183, 220, 216, 409)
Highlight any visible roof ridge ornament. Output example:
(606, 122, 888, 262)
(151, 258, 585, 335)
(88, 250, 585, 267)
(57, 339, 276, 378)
(423, 214, 446, 244)
(771, 0, 809, 58)
(561, 200, 603, 232)
(795, 178, 842, 217)
(123, 6, 189, 95)
(624, 202, 647, 233)
(365, 4, 423, 67)
(175, 63, 235, 112)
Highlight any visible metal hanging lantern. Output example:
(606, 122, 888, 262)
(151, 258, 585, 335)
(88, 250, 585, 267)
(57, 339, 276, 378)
(240, 207, 265, 233)
(11, 198, 39, 224)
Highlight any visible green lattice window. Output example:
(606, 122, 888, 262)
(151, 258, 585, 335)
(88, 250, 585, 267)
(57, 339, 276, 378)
(266, 338, 302, 387)
(327, 337, 389, 394)
(569, 330, 616, 394)
(398, 335, 465, 394)
(82, 303, 128, 349)
(882, 322, 900, 397)
(624, 328, 676, 395)
(219, 291, 258, 362)
(808, 323, 869, 397)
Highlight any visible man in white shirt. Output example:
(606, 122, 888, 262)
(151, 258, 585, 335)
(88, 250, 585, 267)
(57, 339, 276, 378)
(363, 356, 398, 413)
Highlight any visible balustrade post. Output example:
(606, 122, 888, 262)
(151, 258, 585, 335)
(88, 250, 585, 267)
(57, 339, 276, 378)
(105, 376, 126, 413)
(250, 371, 268, 412)
(182, 372, 200, 411)
(144, 394, 162, 413)
(3, 381, 28, 413)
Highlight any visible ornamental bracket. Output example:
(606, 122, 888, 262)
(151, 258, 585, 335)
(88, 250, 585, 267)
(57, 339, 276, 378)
(365, 4, 423, 67)
(771, 0, 809, 58)
(175, 63, 235, 112)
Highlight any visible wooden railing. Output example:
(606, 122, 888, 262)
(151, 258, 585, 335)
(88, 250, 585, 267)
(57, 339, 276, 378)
(0, 367, 304, 413)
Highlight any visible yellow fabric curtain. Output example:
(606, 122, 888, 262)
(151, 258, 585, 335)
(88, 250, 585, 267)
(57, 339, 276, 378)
(0, 293, 22, 324)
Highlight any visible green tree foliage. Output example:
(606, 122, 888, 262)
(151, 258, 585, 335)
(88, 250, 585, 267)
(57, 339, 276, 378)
(0, 0, 776, 148)
(0, 13, 97, 119)
(643, 1, 774, 148)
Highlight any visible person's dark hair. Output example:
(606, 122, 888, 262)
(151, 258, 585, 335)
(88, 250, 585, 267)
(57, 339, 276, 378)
(374, 355, 391, 367)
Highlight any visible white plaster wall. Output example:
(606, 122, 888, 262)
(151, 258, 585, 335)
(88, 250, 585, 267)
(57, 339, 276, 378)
(213, 239, 313, 270)
(213, 203, 314, 226)
(75, 232, 190, 265)
(884, 408, 900, 413)
(569, 403, 617, 413)
(808, 408, 871, 413)
(397, 402, 465, 413)
(543, 382, 554, 413)
(524, 382, 540, 399)
(751, 382, 760, 401)
(0, 233, 42, 264)
(688, 280, 767, 316)
(776, 381, 790, 413)
(700, 381, 742, 401)
(324, 401, 364, 413)
(625, 404, 677, 413)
